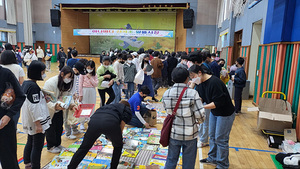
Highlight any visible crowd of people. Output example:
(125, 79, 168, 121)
(0, 43, 247, 169)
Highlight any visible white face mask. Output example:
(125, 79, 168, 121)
(103, 65, 109, 68)
(127, 60, 132, 64)
(42, 73, 46, 80)
(192, 76, 201, 85)
(47, 50, 50, 52)
(86, 69, 93, 73)
(63, 78, 72, 84)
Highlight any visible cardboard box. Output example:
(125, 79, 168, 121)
(284, 129, 297, 142)
(257, 97, 293, 132)
(143, 110, 157, 126)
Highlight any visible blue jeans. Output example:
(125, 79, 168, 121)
(112, 82, 122, 104)
(207, 112, 235, 169)
(125, 82, 134, 99)
(165, 138, 197, 169)
(18, 62, 22, 67)
(199, 105, 210, 143)
(128, 104, 148, 128)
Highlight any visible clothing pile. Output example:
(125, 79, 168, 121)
(45, 128, 182, 169)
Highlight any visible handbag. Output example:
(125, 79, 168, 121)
(134, 70, 144, 85)
(159, 87, 188, 147)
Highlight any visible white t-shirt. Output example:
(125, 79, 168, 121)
(1, 64, 25, 80)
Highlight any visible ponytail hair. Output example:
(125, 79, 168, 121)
(189, 64, 212, 75)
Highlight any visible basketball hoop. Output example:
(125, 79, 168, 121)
(232, 0, 247, 17)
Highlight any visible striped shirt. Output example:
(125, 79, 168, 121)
(162, 83, 205, 141)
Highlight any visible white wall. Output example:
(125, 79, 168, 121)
(248, 20, 262, 96)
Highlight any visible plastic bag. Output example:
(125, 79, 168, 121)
(134, 70, 144, 85)
(1, 82, 16, 109)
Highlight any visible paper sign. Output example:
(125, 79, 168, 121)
(81, 109, 92, 116)
(247, 107, 259, 112)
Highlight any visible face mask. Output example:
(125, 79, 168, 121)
(63, 78, 72, 84)
(120, 61, 125, 64)
(47, 50, 50, 52)
(86, 69, 93, 73)
(220, 64, 224, 67)
(192, 76, 201, 85)
(127, 60, 132, 64)
(42, 74, 46, 80)
(103, 65, 109, 68)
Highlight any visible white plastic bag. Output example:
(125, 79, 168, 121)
(100, 81, 110, 88)
(134, 70, 144, 85)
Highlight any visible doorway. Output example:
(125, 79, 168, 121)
(249, 20, 262, 96)
(232, 30, 243, 65)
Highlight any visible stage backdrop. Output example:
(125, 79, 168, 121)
(89, 12, 176, 54)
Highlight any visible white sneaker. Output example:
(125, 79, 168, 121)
(65, 134, 77, 140)
(47, 147, 61, 154)
(57, 145, 66, 150)
(80, 124, 85, 130)
(197, 141, 209, 148)
(72, 130, 83, 135)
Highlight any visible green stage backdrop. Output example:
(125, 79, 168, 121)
(89, 13, 176, 54)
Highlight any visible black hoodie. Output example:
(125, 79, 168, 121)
(90, 103, 132, 125)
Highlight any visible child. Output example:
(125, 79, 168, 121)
(123, 54, 137, 99)
(67, 50, 79, 68)
(78, 60, 98, 130)
(45, 48, 52, 71)
(97, 56, 117, 106)
(232, 57, 247, 115)
(162, 67, 205, 169)
(21, 61, 51, 169)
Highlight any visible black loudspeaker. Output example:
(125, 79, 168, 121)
(50, 9, 61, 27)
(183, 9, 194, 29)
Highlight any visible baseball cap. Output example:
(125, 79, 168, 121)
(74, 62, 86, 75)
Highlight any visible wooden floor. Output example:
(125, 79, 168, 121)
(15, 62, 278, 168)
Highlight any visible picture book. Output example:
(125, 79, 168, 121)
(92, 159, 111, 168)
(49, 156, 71, 169)
(94, 137, 108, 146)
(147, 135, 160, 145)
(90, 146, 103, 151)
(117, 161, 135, 169)
(101, 147, 114, 154)
(42, 89, 57, 102)
(87, 163, 107, 169)
(68, 144, 80, 149)
(122, 149, 139, 158)
(142, 144, 159, 151)
(152, 148, 168, 160)
(57, 95, 73, 109)
(149, 159, 166, 166)
(83, 152, 97, 162)
(77, 159, 91, 169)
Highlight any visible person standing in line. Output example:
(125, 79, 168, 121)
(137, 54, 158, 102)
(36, 46, 44, 62)
(97, 56, 116, 107)
(190, 64, 235, 169)
(0, 65, 26, 169)
(232, 57, 247, 115)
(176, 55, 189, 69)
(0, 50, 25, 132)
(123, 54, 137, 99)
(167, 52, 178, 86)
(67, 47, 72, 60)
(112, 53, 127, 104)
(150, 51, 164, 96)
(78, 60, 98, 130)
(45, 48, 52, 72)
(162, 67, 205, 169)
(43, 66, 78, 154)
(131, 52, 139, 71)
(161, 55, 168, 88)
(57, 47, 67, 71)
(21, 61, 51, 169)
(67, 101, 132, 169)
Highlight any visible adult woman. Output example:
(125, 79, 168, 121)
(96, 56, 116, 106)
(21, 61, 51, 169)
(24, 48, 38, 68)
(189, 64, 235, 169)
(36, 46, 44, 62)
(0, 50, 25, 130)
(137, 54, 158, 102)
(43, 66, 77, 154)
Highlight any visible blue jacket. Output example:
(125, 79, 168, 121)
(234, 67, 246, 88)
(210, 61, 221, 78)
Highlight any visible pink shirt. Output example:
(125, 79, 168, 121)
(78, 74, 99, 96)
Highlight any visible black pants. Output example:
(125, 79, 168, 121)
(98, 87, 115, 107)
(45, 111, 63, 149)
(23, 133, 45, 169)
(38, 58, 42, 62)
(0, 119, 19, 169)
(68, 120, 123, 169)
(59, 61, 65, 71)
(234, 87, 243, 113)
(167, 71, 174, 86)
